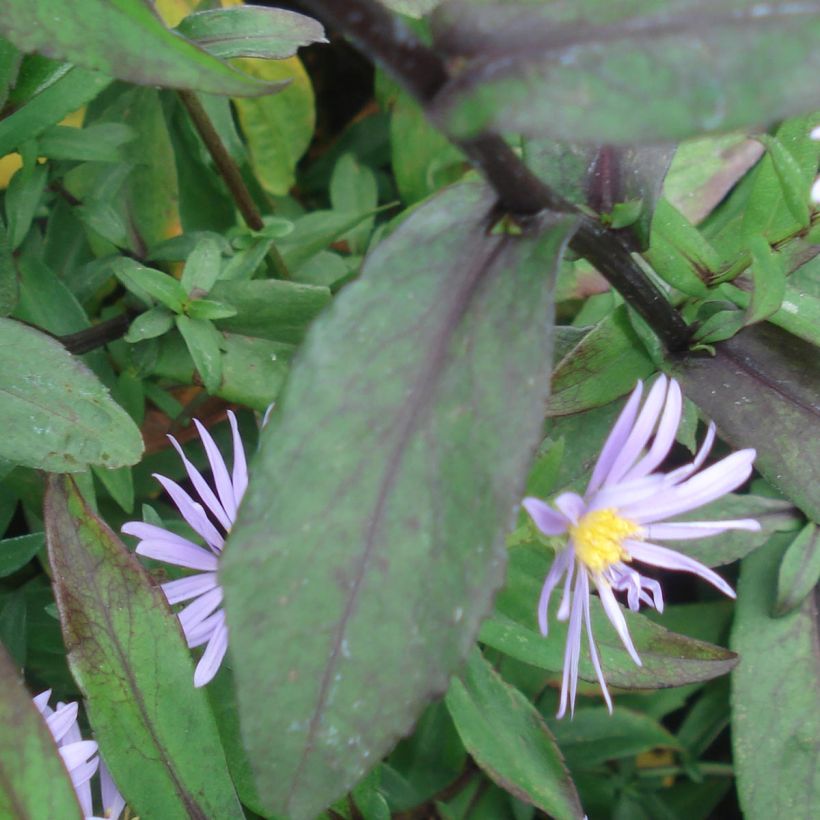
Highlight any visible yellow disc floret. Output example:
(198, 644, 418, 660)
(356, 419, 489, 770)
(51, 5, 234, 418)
(569, 508, 642, 574)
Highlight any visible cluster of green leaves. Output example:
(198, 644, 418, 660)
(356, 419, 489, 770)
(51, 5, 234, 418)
(0, 2, 818, 820)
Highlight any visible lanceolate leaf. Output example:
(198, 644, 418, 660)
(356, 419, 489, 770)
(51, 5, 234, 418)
(222, 183, 578, 819)
(668, 323, 820, 520)
(177, 7, 326, 60)
(44, 475, 244, 820)
(0, 0, 283, 97)
(431, 0, 820, 143)
(446, 649, 583, 820)
(0, 643, 83, 820)
(0, 318, 144, 471)
(731, 535, 820, 819)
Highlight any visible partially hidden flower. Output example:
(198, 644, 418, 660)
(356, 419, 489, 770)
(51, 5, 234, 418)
(122, 410, 248, 687)
(33, 690, 125, 820)
(523, 376, 760, 718)
(810, 125, 820, 202)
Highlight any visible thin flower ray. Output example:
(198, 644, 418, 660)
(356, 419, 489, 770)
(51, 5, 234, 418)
(523, 376, 760, 717)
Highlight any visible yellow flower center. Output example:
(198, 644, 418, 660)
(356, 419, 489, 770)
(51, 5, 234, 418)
(569, 508, 642, 574)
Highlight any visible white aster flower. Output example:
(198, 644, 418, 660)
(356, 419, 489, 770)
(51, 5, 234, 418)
(33, 690, 125, 820)
(122, 410, 248, 687)
(523, 376, 760, 718)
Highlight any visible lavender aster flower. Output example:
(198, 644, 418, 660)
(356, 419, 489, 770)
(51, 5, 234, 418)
(33, 691, 125, 820)
(523, 376, 760, 718)
(809, 125, 820, 202)
(122, 411, 247, 687)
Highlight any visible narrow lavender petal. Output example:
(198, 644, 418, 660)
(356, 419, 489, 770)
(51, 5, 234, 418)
(168, 435, 232, 531)
(194, 619, 229, 687)
(587, 474, 666, 512)
(121, 521, 205, 553)
(67, 757, 98, 816)
(554, 492, 585, 525)
(153, 475, 224, 550)
(622, 379, 682, 482)
(178, 586, 224, 632)
(32, 690, 52, 714)
(625, 540, 736, 598)
(581, 573, 613, 714)
(586, 381, 644, 495)
(100, 759, 126, 820)
(186, 609, 224, 648)
(194, 419, 237, 521)
(45, 701, 79, 744)
(664, 422, 717, 486)
(227, 410, 249, 506)
(646, 519, 761, 540)
(812, 176, 820, 203)
(625, 449, 756, 523)
(605, 375, 669, 486)
(538, 549, 571, 635)
(597, 580, 642, 666)
(523, 497, 569, 536)
(557, 551, 576, 621)
(161, 572, 219, 605)
(59, 740, 98, 771)
(136, 539, 219, 572)
(567, 572, 586, 717)
(262, 403, 275, 427)
(556, 571, 585, 719)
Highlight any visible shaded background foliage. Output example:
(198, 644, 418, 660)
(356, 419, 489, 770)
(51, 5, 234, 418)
(0, 1, 817, 819)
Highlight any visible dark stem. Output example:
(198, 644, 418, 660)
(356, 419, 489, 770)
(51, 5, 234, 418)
(177, 90, 291, 280)
(297, 0, 691, 351)
(58, 313, 133, 355)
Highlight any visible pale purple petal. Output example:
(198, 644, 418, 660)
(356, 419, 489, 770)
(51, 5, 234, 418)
(186, 609, 224, 648)
(178, 587, 224, 632)
(812, 176, 820, 204)
(162, 572, 219, 605)
(193, 419, 237, 521)
(537, 549, 572, 635)
(46, 702, 78, 744)
(581, 573, 612, 713)
(121, 522, 204, 553)
(136, 539, 219, 572)
(153, 475, 224, 550)
(556, 571, 585, 719)
(586, 381, 644, 495)
(194, 619, 229, 687)
(622, 379, 682, 482)
(523, 497, 569, 536)
(67, 757, 97, 816)
(100, 759, 126, 820)
(554, 492, 585, 524)
(664, 422, 717, 486)
(32, 690, 52, 714)
(587, 474, 666, 512)
(228, 410, 248, 506)
(646, 519, 761, 540)
(604, 375, 668, 486)
(557, 551, 576, 621)
(168, 435, 232, 532)
(625, 540, 736, 599)
(596, 580, 641, 666)
(59, 740, 98, 772)
(625, 449, 756, 523)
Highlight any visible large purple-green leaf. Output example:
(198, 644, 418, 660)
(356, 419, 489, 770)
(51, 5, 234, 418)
(0, 0, 283, 97)
(0, 643, 83, 819)
(668, 323, 820, 520)
(44, 475, 244, 820)
(221, 182, 578, 819)
(431, 0, 820, 143)
(446, 649, 583, 820)
(731, 535, 820, 819)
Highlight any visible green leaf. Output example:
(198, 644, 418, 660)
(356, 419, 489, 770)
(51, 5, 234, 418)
(175, 314, 223, 393)
(181, 235, 222, 295)
(0, 318, 144, 471)
(431, 1, 820, 143)
(731, 534, 820, 819)
(186, 298, 237, 320)
(482, 545, 737, 689)
(210, 278, 330, 344)
(44, 475, 244, 820)
(0, 0, 284, 97)
(221, 183, 577, 819)
(0, 36, 21, 111)
(0, 590, 27, 665)
(36, 122, 135, 162)
(0, 643, 83, 819)
(91, 464, 134, 514)
(775, 523, 820, 616)
(177, 6, 326, 60)
(547, 707, 681, 770)
(233, 56, 315, 195)
(330, 153, 379, 254)
(0, 532, 44, 577)
(668, 323, 820, 520)
(445, 649, 583, 820)
(690, 307, 746, 345)
(0, 216, 17, 317)
(113, 258, 187, 312)
(0, 65, 111, 156)
(546, 306, 655, 416)
(124, 306, 175, 343)
(5, 163, 47, 251)
(754, 134, 811, 229)
(744, 237, 787, 325)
